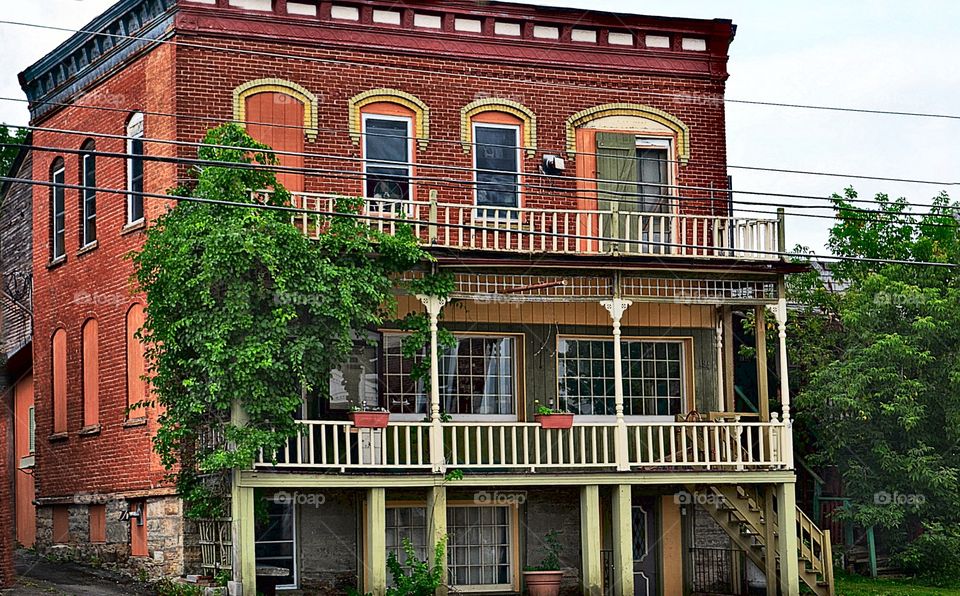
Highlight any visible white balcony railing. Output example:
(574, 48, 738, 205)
(256, 419, 790, 473)
(279, 193, 782, 260)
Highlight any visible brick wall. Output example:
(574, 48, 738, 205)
(0, 391, 14, 587)
(31, 42, 177, 502)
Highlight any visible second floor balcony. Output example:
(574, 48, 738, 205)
(285, 192, 784, 261)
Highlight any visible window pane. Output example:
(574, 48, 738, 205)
(558, 338, 685, 416)
(638, 148, 669, 213)
(52, 168, 65, 259)
(129, 138, 144, 223)
(255, 499, 295, 587)
(383, 334, 516, 416)
(386, 506, 427, 582)
(447, 506, 512, 587)
(83, 153, 97, 244)
(475, 126, 518, 209)
(365, 166, 410, 201)
(365, 119, 409, 163)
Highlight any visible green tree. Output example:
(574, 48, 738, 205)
(792, 188, 960, 580)
(0, 123, 27, 175)
(132, 124, 427, 517)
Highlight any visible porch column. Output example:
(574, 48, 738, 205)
(601, 297, 633, 471)
(231, 483, 257, 596)
(715, 310, 725, 412)
(763, 486, 778, 594)
(755, 306, 770, 422)
(427, 485, 448, 596)
(770, 298, 795, 468)
(580, 485, 603, 596)
(418, 294, 448, 474)
(366, 487, 387, 596)
(776, 482, 801, 596)
(610, 485, 634, 596)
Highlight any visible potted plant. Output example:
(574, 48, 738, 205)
(523, 530, 564, 596)
(533, 401, 574, 430)
(349, 402, 390, 429)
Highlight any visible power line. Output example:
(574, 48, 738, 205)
(4, 96, 958, 190)
(4, 121, 957, 217)
(5, 173, 959, 269)
(6, 18, 960, 125)
(17, 140, 960, 229)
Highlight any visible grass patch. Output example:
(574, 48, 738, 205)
(837, 573, 960, 596)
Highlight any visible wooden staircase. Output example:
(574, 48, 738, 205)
(691, 484, 835, 596)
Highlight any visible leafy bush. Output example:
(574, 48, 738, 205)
(386, 538, 446, 596)
(895, 523, 960, 586)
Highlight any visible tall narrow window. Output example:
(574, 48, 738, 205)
(363, 115, 412, 207)
(126, 113, 145, 225)
(52, 328, 67, 434)
(51, 161, 66, 261)
(82, 319, 99, 428)
(636, 137, 671, 213)
(473, 123, 520, 215)
(80, 141, 97, 246)
(255, 497, 297, 588)
(28, 405, 36, 454)
(126, 304, 146, 419)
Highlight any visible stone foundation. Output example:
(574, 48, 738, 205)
(35, 495, 198, 581)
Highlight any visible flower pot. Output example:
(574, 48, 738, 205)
(349, 411, 390, 429)
(534, 413, 574, 430)
(523, 570, 564, 596)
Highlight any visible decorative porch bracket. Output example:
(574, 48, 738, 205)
(418, 294, 449, 473)
(601, 297, 633, 472)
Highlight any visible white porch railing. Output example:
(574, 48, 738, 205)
(255, 419, 790, 473)
(278, 192, 782, 260)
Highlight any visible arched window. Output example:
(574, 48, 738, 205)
(460, 99, 536, 214)
(349, 89, 429, 207)
(50, 159, 66, 261)
(80, 140, 97, 247)
(81, 318, 99, 428)
(233, 79, 319, 194)
(126, 112, 145, 226)
(126, 304, 146, 420)
(52, 328, 67, 434)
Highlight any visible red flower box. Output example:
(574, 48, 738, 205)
(349, 411, 390, 429)
(534, 413, 575, 430)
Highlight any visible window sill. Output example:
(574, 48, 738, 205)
(123, 417, 148, 428)
(77, 241, 99, 256)
(48, 432, 68, 443)
(122, 219, 146, 236)
(79, 424, 102, 437)
(47, 256, 67, 270)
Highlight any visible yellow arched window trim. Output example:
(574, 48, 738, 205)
(460, 99, 538, 158)
(349, 89, 430, 151)
(232, 78, 319, 141)
(566, 103, 691, 164)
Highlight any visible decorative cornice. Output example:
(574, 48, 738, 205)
(232, 78, 319, 141)
(566, 103, 692, 164)
(348, 89, 430, 151)
(460, 98, 538, 158)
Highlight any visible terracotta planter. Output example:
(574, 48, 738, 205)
(534, 413, 574, 430)
(523, 570, 564, 596)
(349, 411, 390, 429)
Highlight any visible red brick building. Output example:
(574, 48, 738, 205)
(19, 1, 830, 594)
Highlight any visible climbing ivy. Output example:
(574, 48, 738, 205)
(398, 272, 458, 391)
(132, 124, 427, 518)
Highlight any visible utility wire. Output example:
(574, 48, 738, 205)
(5, 173, 959, 269)
(4, 99, 958, 190)
(16, 140, 960, 228)
(4, 121, 957, 217)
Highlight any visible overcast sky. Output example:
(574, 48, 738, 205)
(2, 1, 958, 253)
